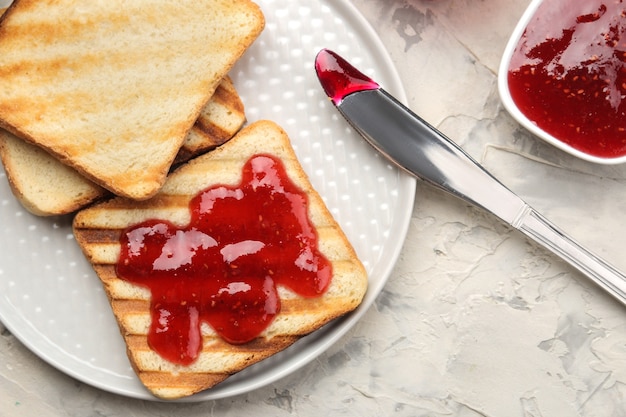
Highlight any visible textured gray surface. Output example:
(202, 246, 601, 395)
(3, 0, 626, 415)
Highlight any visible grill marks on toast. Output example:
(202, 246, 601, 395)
(0, 0, 264, 200)
(0, 77, 246, 216)
(73, 121, 368, 399)
(174, 79, 246, 165)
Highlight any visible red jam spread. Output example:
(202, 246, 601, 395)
(315, 49, 380, 105)
(117, 154, 332, 365)
(507, 0, 626, 158)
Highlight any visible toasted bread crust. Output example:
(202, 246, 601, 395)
(0, 131, 107, 215)
(73, 120, 368, 399)
(0, 77, 246, 216)
(0, 0, 264, 199)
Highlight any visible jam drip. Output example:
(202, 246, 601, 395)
(507, 0, 626, 158)
(315, 48, 380, 105)
(117, 155, 332, 365)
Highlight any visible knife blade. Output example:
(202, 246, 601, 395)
(314, 48, 626, 306)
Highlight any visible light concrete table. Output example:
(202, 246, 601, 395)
(3, 0, 626, 415)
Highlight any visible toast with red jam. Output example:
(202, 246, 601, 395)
(73, 120, 368, 399)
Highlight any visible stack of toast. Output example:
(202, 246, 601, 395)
(0, 0, 263, 204)
(0, 0, 368, 400)
(0, 76, 246, 215)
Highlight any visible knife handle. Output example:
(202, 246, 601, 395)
(516, 205, 626, 305)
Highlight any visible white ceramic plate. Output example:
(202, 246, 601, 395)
(0, 0, 415, 401)
(498, 0, 626, 165)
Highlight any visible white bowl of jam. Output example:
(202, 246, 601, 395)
(498, 0, 626, 164)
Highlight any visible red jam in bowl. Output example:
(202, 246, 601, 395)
(507, 0, 626, 158)
(116, 154, 332, 365)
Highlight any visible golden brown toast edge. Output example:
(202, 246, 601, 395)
(0, 76, 246, 216)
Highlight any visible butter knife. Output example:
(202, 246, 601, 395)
(314, 48, 626, 306)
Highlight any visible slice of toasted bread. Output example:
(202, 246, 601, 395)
(0, 76, 246, 216)
(73, 120, 368, 399)
(0, 0, 264, 200)
(0, 131, 107, 215)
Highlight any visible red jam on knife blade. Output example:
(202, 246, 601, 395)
(315, 49, 379, 105)
(116, 154, 332, 366)
(507, 0, 626, 158)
